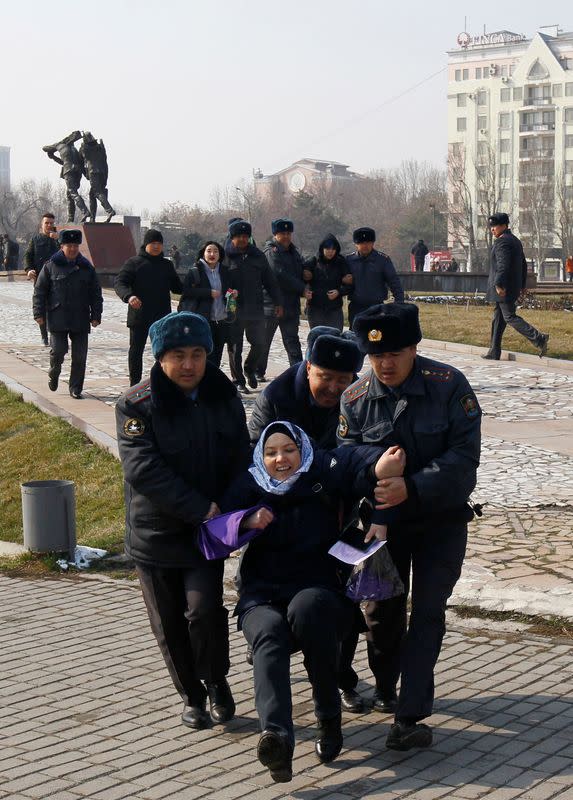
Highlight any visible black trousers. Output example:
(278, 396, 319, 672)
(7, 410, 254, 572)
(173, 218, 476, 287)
(258, 315, 302, 376)
(135, 560, 229, 706)
(348, 302, 370, 330)
(128, 325, 150, 386)
(241, 588, 353, 748)
(39, 321, 48, 343)
(364, 523, 467, 722)
(49, 331, 89, 394)
(486, 300, 542, 358)
(227, 318, 265, 385)
(307, 307, 344, 331)
(415, 260, 425, 272)
(207, 320, 230, 369)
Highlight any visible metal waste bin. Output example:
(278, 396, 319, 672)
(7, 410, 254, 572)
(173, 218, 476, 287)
(21, 480, 76, 557)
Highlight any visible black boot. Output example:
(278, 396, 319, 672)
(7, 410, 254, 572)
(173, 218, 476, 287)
(340, 688, 364, 713)
(257, 730, 293, 783)
(206, 678, 235, 724)
(181, 700, 209, 730)
(386, 720, 433, 751)
(315, 713, 343, 763)
(372, 688, 398, 713)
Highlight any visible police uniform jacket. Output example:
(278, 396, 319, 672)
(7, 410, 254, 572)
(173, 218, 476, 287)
(219, 445, 381, 624)
(224, 243, 282, 321)
(114, 247, 184, 328)
(486, 229, 528, 303)
(24, 233, 59, 272)
(346, 250, 404, 305)
(264, 241, 306, 319)
(337, 355, 481, 525)
(32, 250, 103, 333)
(248, 362, 345, 449)
(116, 361, 251, 568)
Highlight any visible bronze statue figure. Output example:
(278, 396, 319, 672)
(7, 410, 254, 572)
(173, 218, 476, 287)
(43, 131, 90, 223)
(79, 132, 116, 223)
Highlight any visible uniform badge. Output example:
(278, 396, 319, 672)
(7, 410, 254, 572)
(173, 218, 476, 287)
(368, 329, 383, 342)
(123, 418, 145, 437)
(460, 394, 479, 419)
(338, 414, 349, 438)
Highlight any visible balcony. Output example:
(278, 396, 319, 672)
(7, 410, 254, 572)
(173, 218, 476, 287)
(522, 97, 555, 108)
(519, 123, 556, 133)
(519, 148, 555, 159)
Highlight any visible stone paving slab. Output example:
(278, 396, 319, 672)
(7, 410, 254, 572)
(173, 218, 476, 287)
(1, 574, 572, 800)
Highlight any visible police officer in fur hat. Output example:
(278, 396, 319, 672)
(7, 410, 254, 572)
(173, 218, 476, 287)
(115, 311, 251, 730)
(337, 302, 481, 751)
(346, 228, 404, 328)
(33, 229, 103, 398)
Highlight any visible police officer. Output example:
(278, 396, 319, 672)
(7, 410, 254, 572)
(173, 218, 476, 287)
(346, 227, 404, 327)
(483, 212, 549, 360)
(32, 229, 103, 398)
(115, 311, 251, 729)
(258, 219, 310, 377)
(338, 303, 481, 750)
(24, 213, 60, 346)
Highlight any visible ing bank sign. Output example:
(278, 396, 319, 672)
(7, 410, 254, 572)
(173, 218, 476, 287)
(457, 30, 526, 49)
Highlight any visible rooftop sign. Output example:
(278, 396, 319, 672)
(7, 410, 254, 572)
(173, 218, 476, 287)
(457, 30, 526, 49)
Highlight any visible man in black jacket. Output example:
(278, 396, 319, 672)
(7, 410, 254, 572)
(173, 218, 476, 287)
(115, 311, 251, 729)
(410, 240, 428, 272)
(25, 213, 60, 346)
(115, 228, 183, 385)
(258, 219, 310, 377)
(346, 227, 404, 327)
(483, 213, 549, 359)
(32, 229, 103, 398)
(224, 219, 282, 394)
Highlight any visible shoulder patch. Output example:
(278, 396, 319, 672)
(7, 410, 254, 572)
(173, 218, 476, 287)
(337, 415, 349, 438)
(123, 417, 145, 437)
(421, 368, 452, 383)
(125, 381, 151, 404)
(342, 376, 370, 404)
(460, 393, 480, 419)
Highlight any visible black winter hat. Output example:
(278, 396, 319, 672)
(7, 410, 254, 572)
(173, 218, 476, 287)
(488, 212, 510, 226)
(272, 218, 294, 234)
(59, 229, 82, 245)
(353, 303, 422, 354)
(149, 311, 213, 358)
(310, 334, 363, 374)
(144, 229, 164, 246)
(353, 227, 376, 243)
(229, 220, 252, 237)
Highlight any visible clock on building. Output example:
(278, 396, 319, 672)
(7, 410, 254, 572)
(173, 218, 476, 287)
(289, 171, 306, 192)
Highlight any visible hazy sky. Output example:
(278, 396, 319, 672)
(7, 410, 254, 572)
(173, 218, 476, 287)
(2, 0, 570, 212)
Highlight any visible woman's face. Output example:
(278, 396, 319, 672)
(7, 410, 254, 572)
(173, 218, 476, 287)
(204, 244, 220, 265)
(323, 246, 337, 261)
(263, 433, 301, 481)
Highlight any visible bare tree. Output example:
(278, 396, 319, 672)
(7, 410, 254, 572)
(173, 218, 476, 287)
(518, 157, 555, 272)
(0, 179, 67, 242)
(555, 167, 573, 267)
(474, 142, 512, 252)
(447, 144, 481, 269)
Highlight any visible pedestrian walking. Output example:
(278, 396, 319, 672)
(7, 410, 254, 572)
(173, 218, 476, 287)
(2, 233, 20, 279)
(32, 229, 103, 399)
(115, 311, 251, 730)
(114, 228, 184, 385)
(482, 213, 549, 359)
(346, 227, 404, 328)
(24, 213, 60, 346)
(410, 239, 428, 272)
(565, 255, 573, 283)
(304, 234, 352, 330)
(338, 302, 481, 751)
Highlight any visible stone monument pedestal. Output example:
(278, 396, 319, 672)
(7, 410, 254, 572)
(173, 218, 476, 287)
(57, 222, 136, 286)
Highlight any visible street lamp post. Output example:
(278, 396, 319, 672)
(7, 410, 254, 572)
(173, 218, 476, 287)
(235, 187, 253, 225)
(429, 203, 436, 252)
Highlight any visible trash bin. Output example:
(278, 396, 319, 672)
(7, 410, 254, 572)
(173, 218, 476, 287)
(21, 480, 76, 557)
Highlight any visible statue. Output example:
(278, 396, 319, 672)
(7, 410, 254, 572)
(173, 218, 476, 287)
(42, 131, 90, 223)
(79, 132, 116, 223)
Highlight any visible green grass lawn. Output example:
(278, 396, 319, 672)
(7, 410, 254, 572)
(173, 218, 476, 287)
(0, 384, 125, 574)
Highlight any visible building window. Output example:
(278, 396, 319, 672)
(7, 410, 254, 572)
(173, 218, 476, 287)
(500, 139, 511, 153)
(451, 142, 462, 156)
(457, 93, 467, 107)
(499, 113, 511, 129)
(501, 65, 508, 77)
(477, 141, 489, 156)
(455, 69, 461, 81)
(565, 135, 573, 148)
(457, 117, 467, 132)
(565, 109, 573, 122)
(463, 69, 469, 80)
(566, 161, 573, 174)
(478, 115, 488, 130)
(475, 67, 482, 79)
(553, 84, 563, 97)
(500, 164, 510, 179)
(509, 64, 515, 76)
(501, 88, 511, 102)
(513, 87, 523, 101)
(566, 83, 573, 96)
(477, 91, 487, 105)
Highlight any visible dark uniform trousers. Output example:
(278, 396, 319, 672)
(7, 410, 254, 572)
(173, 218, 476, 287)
(241, 588, 353, 748)
(129, 325, 151, 386)
(258, 316, 302, 376)
(227, 319, 265, 385)
(488, 300, 542, 358)
(207, 320, 230, 369)
(348, 302, 370, 330)
(307, 307, 344, 331)
(135, 560, 229, 706)
(366, 522, 467, 721)
(49, 331, 89, 394)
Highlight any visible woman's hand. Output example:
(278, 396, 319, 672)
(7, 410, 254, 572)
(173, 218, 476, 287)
(203, 502, 220, 520)
(374, 446, 406, 480)
(364, 523, 387, 543)
(327, 289, 339, 300)
(211, 289, 221, 299)
(341, 274, 353, 285)
(243, 507, 274, 530)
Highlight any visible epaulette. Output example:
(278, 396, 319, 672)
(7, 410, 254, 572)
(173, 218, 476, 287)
(343, 376, 370, 404)
(421, 367, 452, 383)
(125, 381, 151, 404)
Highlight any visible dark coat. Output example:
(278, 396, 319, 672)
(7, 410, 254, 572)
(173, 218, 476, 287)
(32, 250, 103, 333)
(486, 229, 528, 303)
(411, 242, 429, 262)
(248, 362, 342, 448)
(305, 236, 351, 311)
(3, 238, 19, 269)
(223, 243, 282, 321)
(114, 247, 184, 328)
(115, 361, 251, 568)
(24, 233, 59, 272)
(264, 240, 306, 318)
(178, 261, 232, 319)
(345, 249, 404, 305)
(219, 445, 380, 621)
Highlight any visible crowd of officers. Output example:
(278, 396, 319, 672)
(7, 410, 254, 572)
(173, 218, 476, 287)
(23, 212, 483, 784)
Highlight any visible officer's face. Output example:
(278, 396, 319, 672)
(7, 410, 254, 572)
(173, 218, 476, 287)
(306, 362, 354, 408)
(159, 346, 207, 391)
(274, 232, 292, 247)
(490, 224, 507, 238)
(263, 433, 301, 481)
(356, 241, 374, 257)
(145, 241, 164, 256)
(231, 234, 249, 250)
(61, 243, 80, 260)
(369, 346, 417, 388)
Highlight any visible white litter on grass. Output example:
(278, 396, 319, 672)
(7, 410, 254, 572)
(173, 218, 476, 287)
(57, 545, 108, 571)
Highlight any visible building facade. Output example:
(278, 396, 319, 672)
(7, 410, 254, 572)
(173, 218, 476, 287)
(0, 146, 10, 190)
(254, 158, 362, 202)
(447, 25, 573, 273)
